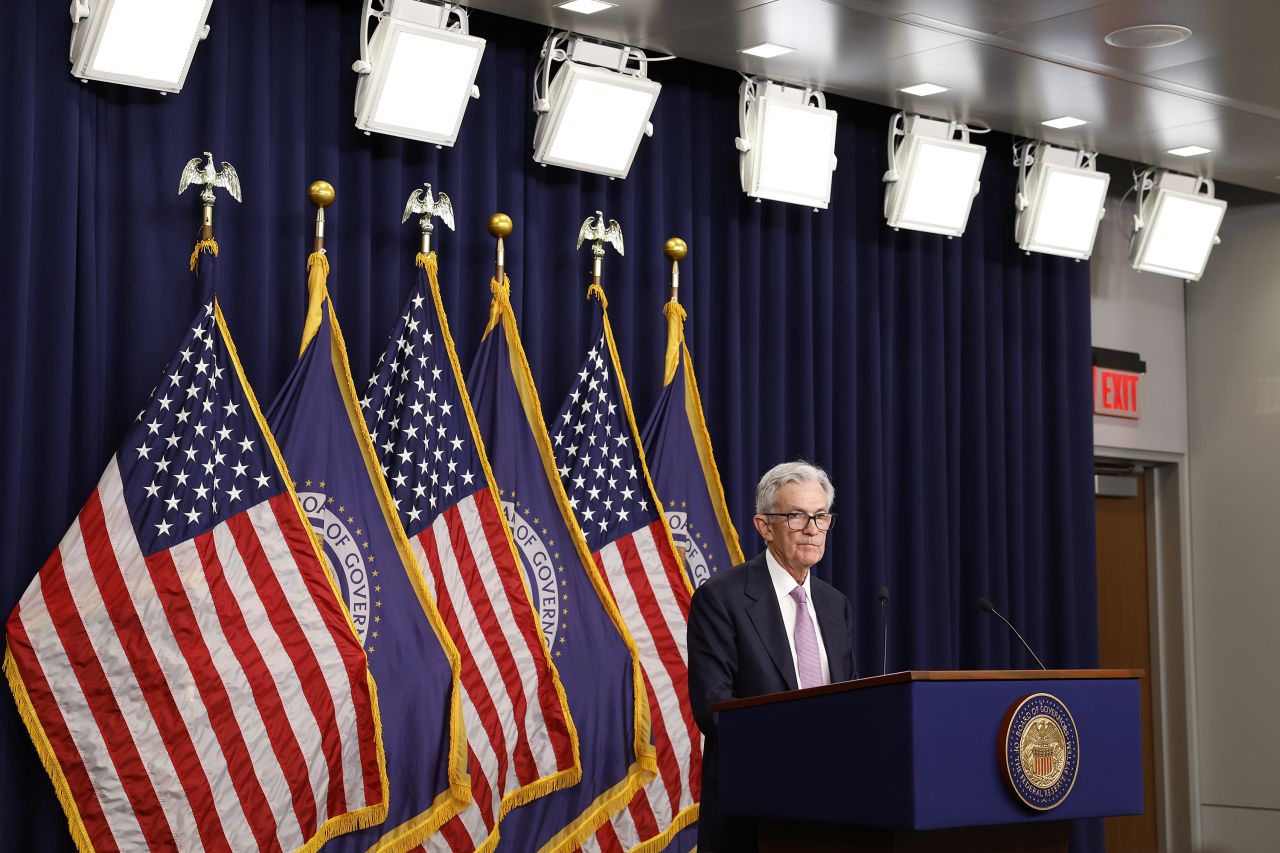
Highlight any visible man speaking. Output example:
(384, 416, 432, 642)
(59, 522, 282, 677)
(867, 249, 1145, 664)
(687, 461, 857, 852)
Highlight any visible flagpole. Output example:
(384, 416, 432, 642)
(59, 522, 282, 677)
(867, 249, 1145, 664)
(309, 180, 335, 253)
(489, 213, 513, 281)
(664, 237, 686, 303)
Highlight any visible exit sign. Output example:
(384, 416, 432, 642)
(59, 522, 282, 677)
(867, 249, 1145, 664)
(1094, 367, 1141, 418)
(1092, 347, 1146, 420)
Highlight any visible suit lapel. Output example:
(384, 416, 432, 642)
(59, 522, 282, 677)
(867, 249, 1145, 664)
(812, 581, 850, 681)
(743, 556, 799, 692)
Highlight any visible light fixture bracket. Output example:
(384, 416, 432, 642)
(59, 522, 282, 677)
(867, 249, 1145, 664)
(534, 31, 652, 115)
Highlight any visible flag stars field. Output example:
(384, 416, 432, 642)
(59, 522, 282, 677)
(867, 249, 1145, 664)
(125, 302, 279, 552)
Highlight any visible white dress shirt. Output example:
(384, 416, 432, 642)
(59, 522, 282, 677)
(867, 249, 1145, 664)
(764, 550, 831, 687)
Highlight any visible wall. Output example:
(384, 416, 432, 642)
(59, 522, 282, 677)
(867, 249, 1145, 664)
(1089, 186, 1198, 851)
(1185, 200, 1280, 851)
(1090, 193, 1189, 455)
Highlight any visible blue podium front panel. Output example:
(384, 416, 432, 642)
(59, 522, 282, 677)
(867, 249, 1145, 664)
(716, 673, 1143, 830)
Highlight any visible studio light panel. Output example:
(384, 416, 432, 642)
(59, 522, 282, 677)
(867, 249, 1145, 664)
(886, 134, 986, 236)
(1018, 161, 1110, 259)
(745, 96, 839, 209)
(534, 62, 660, 178)
(353, 0, 486, 147)
(71, 0, 214, 92)
(358, 26, 485, 144)
(1132, 189, 1226, 281)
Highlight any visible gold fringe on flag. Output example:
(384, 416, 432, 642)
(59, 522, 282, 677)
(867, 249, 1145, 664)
(188, 238, 220, 272)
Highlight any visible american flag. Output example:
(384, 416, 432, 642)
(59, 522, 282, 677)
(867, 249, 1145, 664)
(4, 254, 386, 853)
(362, 254, 578, 852)
(551, 289, 701, 852)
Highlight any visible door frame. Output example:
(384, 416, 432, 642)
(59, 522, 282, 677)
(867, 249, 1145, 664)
(1095, 446, 1199, 852)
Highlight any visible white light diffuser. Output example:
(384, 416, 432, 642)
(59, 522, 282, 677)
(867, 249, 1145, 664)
(738, 81, 838, 208)
(739, 42, 795, 59)
(899, 82, 949, 97)
(354, 0, 485, 147)
(557, 0, 616, 13)
(1015, 145, 1110, 259)
(1130, 171, 1226, 281)
(884, 116, 986, 236)
(70, 0, 213, 92)
(533, 61, 660, 178)
(1042, 115, 1088, 129)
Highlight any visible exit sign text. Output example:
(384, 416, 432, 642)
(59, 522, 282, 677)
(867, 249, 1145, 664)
(1094, 367, 1141, 419)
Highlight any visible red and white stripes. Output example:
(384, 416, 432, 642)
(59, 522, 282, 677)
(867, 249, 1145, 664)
(6, 459, 382, 853)
(589, 519, 700, 852)
(408, 487, 577, 851)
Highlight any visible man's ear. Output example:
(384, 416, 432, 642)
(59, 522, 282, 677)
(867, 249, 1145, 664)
(753, 514, 772, 543)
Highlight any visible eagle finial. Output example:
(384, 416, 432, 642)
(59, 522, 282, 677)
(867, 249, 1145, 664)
(178, 151, 242, 204)
(576, 210, 624, 257)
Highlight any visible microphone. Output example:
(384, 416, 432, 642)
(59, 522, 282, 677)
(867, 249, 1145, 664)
(977, 597, 1046, 670)
(878, 586, 890, 676)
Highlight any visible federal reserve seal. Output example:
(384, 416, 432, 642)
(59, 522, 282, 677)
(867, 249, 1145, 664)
(1001, 692, 1080, 810)
(298, 490, 372, 646)
(503, 499, 563, 648)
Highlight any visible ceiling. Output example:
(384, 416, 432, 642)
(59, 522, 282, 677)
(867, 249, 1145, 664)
(467, 0, 1280, 196)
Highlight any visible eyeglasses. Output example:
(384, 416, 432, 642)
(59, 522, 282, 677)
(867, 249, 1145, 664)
(761, 511, 836, 532)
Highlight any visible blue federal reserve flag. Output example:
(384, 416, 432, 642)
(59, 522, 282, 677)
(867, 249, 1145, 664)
(640, 300, 744, 587)
(467, 275, 655, 853)
(267, 253, 468, 851)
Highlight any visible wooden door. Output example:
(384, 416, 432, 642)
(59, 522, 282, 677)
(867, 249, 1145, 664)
(1095, 471, 1159, 851)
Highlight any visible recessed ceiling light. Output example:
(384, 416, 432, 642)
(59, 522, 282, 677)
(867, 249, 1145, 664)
(1104, 24, 1192, 48)
(899, 82, 949, 97)
(1167, 145, 1211, 157)
(739, 42, 794, 59)
(1042, 115, 1088, 129)
(557, 0, 616, 13)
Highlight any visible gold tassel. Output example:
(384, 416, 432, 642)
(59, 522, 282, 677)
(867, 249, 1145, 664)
(482, 275, 512, 338)
(298, 252, 330, 357)
(661, 300, 688, 386)
(188, 238, 220, 273)
(586, 282, 608, 310)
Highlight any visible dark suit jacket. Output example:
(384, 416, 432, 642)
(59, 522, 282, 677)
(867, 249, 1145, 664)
(686, 552, 856, 852)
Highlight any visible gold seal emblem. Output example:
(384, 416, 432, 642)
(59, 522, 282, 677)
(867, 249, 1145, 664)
(1019, 715, 1067, 788)
(1001, 692, 1080, 810)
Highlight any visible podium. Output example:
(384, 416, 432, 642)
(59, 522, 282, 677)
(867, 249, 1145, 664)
(712, 670, 1144, 852)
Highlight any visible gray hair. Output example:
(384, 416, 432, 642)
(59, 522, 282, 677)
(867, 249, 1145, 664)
(754, 460, 835, 514)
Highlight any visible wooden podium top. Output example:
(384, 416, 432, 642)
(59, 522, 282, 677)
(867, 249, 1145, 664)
(711, 668, 1144, 712)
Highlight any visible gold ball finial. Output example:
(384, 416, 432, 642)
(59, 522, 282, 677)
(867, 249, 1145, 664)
(308, 181, 336, 208)
(488, 213, 513, 239)
(664, 237, 688, 261)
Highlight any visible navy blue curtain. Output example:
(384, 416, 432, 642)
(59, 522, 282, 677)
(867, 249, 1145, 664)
(0, 1, 1098, 850)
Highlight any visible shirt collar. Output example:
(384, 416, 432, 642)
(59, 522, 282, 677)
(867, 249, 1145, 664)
(765, 549, 811, 600)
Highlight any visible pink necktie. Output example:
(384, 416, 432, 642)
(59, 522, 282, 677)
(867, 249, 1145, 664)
(790, 586, 823, 689)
